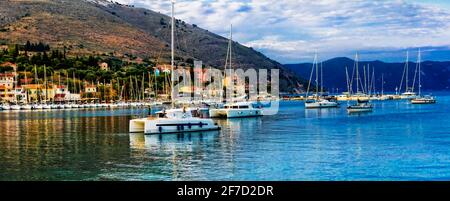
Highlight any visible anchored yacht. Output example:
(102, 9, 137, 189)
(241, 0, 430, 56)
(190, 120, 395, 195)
(347, 99, 373, 113)
(128, 0, 220, 135)
(129, 108, 220, 134)
(210, 102, 263, 118)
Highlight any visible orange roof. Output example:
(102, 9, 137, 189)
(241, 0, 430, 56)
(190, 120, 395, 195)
(0, 73, 15, 77)
(0, 62, 17, 68)
(23, 84, 42, 89)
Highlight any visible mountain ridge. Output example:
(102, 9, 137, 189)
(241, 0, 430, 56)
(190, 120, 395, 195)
(0, 0, 306, 92)
(285, 57, 450, 92)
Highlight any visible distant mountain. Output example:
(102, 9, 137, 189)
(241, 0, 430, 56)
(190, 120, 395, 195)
(0, 0, 306, 92)
(285, 57, 450, 92)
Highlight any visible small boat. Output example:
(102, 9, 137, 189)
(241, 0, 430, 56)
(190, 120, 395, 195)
(21, 104, 32, 110)
(400, 91, 417, 100)
(43, 104, 52, 110)
(410, 50, 436, 105)
(33, 104, 44, 110)
(1, 104, 11, 110)
(209, 102, 263, 118)
(11, 104, 21, 110)
(411, 95, 436, 104)
(305, 98, 339, 109)
(109, 103, 119, 109)
(347, 99, 373, 113)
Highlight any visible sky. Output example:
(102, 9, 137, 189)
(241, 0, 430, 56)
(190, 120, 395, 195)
(114, 0, 450, 63)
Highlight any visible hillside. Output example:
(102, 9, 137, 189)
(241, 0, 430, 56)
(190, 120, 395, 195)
(0, 0, 305, 92)
(285, 57, 450, 93)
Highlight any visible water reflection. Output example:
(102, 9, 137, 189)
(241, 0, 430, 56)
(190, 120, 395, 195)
(304, 107, 342, 118)
(129, 131, 220, 150)
(1, 96, 450, 180)
(0, 111, 132, 181)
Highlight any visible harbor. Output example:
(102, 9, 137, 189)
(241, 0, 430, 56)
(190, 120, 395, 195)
(0, 92, 449, 180)
(1, 0, 450, 185)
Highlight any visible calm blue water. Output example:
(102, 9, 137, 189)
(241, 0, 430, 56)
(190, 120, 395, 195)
(1, 92, 450, 181)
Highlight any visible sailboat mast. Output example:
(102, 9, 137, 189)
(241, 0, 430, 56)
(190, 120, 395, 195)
(24, 69, 28, 103)
(418, 49, 421, 96)
(406, 51, 409, 92)
(66, 71, 69, 102)
(356, 53, 359, 94)
(171, 0, 175, 108)
(345, 66, 350, 94)
(155, 68, 158, 101)
(321, 62, 323, 95)
(44, 65, 47, 102)
(142, 72, 145, 102)
(363, 65, 367, 94)
(315, 57, 318, 99)
(34, 65, 39, 103)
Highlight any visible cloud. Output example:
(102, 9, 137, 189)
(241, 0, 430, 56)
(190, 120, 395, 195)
(114, 0, 450, 63)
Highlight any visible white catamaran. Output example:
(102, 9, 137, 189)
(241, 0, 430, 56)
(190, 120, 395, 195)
(129, 0, 220, 134)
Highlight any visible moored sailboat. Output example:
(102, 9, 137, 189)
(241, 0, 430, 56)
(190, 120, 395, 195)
(347, 99, 373, 113)
(129, 0, 220, 134)
(411, 49, 436, 104)
(304, 54, 339, 109)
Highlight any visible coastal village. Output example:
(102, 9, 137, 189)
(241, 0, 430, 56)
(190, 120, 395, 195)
(0, 43, 236, 108)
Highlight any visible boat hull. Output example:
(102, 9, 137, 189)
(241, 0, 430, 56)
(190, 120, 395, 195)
(209, 108, 263, 118)
(347, 106, 373, 113)
(411, 99, 436, 104)
(129, 118, 220, 134)
(305, 102, 339, 109)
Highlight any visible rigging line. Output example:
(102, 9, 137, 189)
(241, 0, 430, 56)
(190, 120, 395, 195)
(412, 50, 419, 92)
(399, 57, 407, 94)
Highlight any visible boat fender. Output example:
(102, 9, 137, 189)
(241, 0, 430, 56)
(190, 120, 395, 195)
(158, 126, 162, 133)
(188, 123, 192, 129)
(199, 122, 203, 128)
(177, 125, 180, 131)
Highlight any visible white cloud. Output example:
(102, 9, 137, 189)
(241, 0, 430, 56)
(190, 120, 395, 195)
(114, 0, 450, 63)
